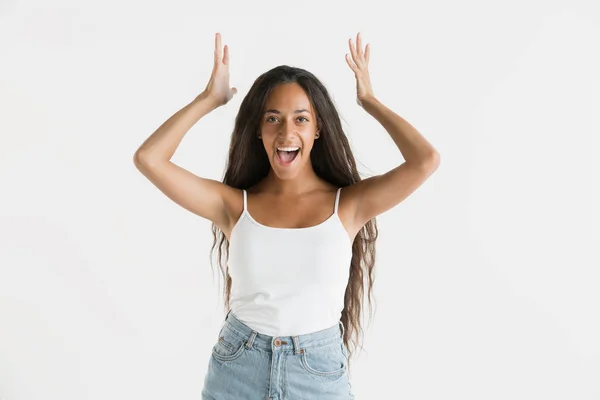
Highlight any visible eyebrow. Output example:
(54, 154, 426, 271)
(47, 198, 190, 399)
(264, 109, 312, 115)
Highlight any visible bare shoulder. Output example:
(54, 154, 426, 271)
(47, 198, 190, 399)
(337, 183, 365, 242)
(219, 185, 245, 240)
(338, 159, 440, 238)
(133, 157, 246, 236)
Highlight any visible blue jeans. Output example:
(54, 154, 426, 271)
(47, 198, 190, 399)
(201, 309, 355, 399)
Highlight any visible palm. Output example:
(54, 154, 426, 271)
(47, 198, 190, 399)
(345, 32, 375, 107)
(204, 33, 237, 106)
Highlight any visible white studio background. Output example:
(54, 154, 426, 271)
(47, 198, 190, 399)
(1, 0, 599, 399)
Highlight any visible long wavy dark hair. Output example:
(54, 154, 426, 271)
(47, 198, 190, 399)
(210, 65, 378, 372)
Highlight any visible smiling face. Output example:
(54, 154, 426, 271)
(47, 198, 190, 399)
(259, 82, 320, 180)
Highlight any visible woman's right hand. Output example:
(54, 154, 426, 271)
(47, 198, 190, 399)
(202, 33, 237, 107)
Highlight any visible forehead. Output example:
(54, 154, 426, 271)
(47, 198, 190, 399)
(264, 83, 312, 110)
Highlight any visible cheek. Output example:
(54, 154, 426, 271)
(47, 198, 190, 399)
(260, 127, 278, 143)
(301, 132, 317, 148)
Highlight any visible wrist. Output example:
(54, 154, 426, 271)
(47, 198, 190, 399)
(194, 91, 221, 110)
(360, 94, 378, 107)
(360, 94, 380, 113)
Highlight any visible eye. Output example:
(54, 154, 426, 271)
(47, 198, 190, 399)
(266, 116, 309, 123)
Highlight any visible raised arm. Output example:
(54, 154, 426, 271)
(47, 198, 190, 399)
(343, 32, 440, 232)
(133, 33, 239, 231)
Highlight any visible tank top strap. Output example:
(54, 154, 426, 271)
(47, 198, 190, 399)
(242, 189, 247, 211)
(334, 187, 342, 214)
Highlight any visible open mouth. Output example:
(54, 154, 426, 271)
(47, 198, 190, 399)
(276, 149, 300, 165)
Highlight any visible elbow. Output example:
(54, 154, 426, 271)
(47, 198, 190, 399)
(133, 150, 153, 169)
(133, 148, 168, 168)
(133, 151, 144, 168)
(421, 152, 440, 170)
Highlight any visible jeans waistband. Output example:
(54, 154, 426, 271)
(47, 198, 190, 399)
(221, 309, 345, 354)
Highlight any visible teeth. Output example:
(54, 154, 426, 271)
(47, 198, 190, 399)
(277, 147, 300, 152)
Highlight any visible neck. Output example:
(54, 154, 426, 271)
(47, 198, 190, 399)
(262, 165, 322, 195)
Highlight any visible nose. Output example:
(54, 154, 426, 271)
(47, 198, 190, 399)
(278, 119, 297, 136)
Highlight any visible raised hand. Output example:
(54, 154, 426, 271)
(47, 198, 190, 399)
(203, 32, 237, 107)
(345, 32, 375, 107)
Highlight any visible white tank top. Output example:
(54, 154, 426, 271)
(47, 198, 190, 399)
(227, 187, 353, 336)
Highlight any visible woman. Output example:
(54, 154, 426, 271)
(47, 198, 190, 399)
(134, 32, 439, 399)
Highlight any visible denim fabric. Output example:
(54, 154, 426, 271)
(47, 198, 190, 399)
(201, 310, 355, 400)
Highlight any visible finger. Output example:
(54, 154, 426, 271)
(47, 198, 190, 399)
(350, 37, 364, 68)
(345, 53, 357, 73)
(356, 32, 363, 58)
(348, 38, 357, 63)
(215, 33, 222, 62)
(223, 44, 230, 65)
(365, 43, 370, 64)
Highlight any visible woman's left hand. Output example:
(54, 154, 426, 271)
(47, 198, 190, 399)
(345, 32, 375, 107)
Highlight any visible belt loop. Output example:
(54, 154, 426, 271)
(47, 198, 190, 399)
(292, 335, 303, 355)
(245, 330, 257, 349)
